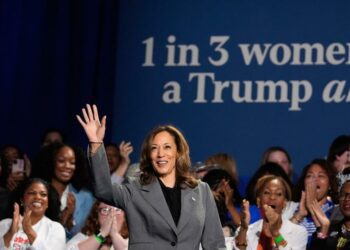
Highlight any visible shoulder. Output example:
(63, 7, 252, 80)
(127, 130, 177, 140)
(196, 180, 210, 190)
(282, 218, 308, 234)
(41, 217, 65, 232)
(246, 219, 263, 238)
(70, 186, 94, 200)
(189, 180, 211, 197)
(249, 218, 263, 230)
(0, 218, 12, 227)
(126, 176, 142, 186)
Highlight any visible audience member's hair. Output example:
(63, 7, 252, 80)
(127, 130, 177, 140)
(327, 135, 350, 165)
(293, 158, 337, 202)
(245, 162, 293, 204)
(202, 168, 242, 206)
(31, 142, 91, 191)
(81, 201, 128, 239)
(6, 178, 61, 221)
(254, 174, 292, 202)
(204, 153, 239, 185)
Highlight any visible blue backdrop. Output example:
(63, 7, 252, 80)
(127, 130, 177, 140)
(111, 0, 350, 176)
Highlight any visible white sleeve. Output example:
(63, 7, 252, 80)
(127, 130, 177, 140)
(66, 233, 89, 250)
(31, 221, 66, 250)
(0, 219, 12, 250)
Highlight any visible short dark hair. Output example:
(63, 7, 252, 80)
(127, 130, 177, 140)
(7, 178, 61, 221)
(327, 135, 350, 164)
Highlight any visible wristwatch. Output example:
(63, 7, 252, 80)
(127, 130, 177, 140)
(95, 232, 106, 244)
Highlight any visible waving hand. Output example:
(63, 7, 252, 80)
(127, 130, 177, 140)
(76, 104, 106, 142)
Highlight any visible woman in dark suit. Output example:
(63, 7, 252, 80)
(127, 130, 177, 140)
(76, 104, 225, 250)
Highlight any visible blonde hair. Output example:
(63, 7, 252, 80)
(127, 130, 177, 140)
(205, 153, 238, 184)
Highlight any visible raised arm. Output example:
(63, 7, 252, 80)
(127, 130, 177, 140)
(76, 104, 106, 153)
(235, 199, 250, 249)
(76, 105, 114, 204)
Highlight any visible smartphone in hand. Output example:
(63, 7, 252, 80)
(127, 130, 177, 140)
(12, 159, 25, 173)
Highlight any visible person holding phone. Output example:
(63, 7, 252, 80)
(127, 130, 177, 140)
(76, 104, 225, 250)
(0, 145, 31, 191)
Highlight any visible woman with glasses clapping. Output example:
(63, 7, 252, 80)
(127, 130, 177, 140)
(308, 179, 350, 249)
(66, 201, 128, 250)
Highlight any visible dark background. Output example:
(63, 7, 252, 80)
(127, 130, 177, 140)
(1, 1, 118, 155)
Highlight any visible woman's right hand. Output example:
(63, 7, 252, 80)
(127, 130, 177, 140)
(119, 141, 133, 166)
(296, 190, 308, 218)
(305, 177, 317, 212)
(76, 104, 106, 142)
(100, 212, 114, 237)
(4, 203, 20, 247)
(11, 203, 20, 233)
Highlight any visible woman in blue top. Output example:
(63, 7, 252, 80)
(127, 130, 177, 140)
(31, 143, 95, 239)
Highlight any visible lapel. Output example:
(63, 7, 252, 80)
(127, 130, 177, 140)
(140, 178, 178, 233)
(177, 184, 199, 233)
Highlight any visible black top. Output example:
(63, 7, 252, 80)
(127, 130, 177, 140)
(159, 179, 181, 226)
(309, 221, 350, 250)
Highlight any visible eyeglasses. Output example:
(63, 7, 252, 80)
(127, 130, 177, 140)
(98, 207, 121, 216)
(339, 192, 350, 201)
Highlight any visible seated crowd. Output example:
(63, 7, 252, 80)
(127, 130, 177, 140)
(1, 128, 350, 249)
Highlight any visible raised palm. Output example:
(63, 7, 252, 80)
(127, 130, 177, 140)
(76, 104, 106, 142)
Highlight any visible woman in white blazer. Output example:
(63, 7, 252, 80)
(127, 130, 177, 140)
(76, 104, 225, 250)
(235, 175, 307, 250)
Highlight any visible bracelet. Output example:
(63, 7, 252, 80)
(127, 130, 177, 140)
(89, 141, 103, 144)
(235, 240, 248, 247)
(291, 214, 303, 223)
(274, 234, 287, 247)
(317, 232, 328, 239)
(94, 233, 106, 244)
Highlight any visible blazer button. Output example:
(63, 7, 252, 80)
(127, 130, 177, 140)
(171, 242, 176, 246)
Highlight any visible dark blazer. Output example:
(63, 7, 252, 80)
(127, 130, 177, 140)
(89, 146, 226, 250)
(308, 221, 350, 250)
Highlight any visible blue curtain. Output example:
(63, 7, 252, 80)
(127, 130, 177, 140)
(0, 0, 118, 155)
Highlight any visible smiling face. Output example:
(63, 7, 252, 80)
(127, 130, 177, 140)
(304, 163, 330, 202)
(22, 182, 49, 217)
(53, 146, 76, 183)
(150, 131, 178, 180)
(257, 179, 287, 215)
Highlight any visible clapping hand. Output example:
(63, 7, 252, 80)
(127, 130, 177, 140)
(10, 203, 21, 233)
(119, 141, 133, 165)
(263, 204, 282, 235)
(22, 204, 37, 244)
(305, 177, 317, 213)
(309, 200, 330, 230)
